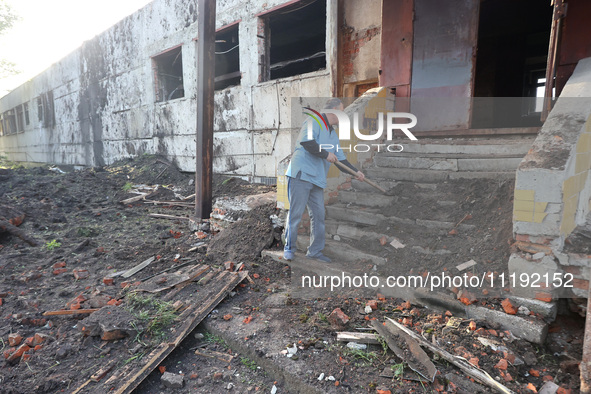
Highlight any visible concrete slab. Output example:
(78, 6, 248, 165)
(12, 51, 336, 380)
(457, 157, 523, 172)
(509, 296, 558, 320)
(337, 190, 398, 208)
(400, 139, 533, 156)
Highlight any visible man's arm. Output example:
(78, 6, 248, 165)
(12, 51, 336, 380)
(300, 139, 329, 159)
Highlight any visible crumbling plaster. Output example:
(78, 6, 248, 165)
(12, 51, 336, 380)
(0, 0, 341, 180)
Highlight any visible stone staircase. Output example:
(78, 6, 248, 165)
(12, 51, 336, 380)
(297, 137, 535, 288)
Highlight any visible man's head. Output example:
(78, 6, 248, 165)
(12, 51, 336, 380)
(324, 98, 344, 126)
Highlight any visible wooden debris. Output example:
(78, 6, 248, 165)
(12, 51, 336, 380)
(372, 320, 437, 382)
(108, 271, 249, 394)
(194, 348, 234, 363)
(0, 204, 38, 246)
(149, 213, 190, 220)
(120, 186, 159, 205)
(181, 193, 196, 201)
(385, 317, 515, 394)
(121, 256, 155, 279)
(43, 309, 99, 316)
(143, 200, 194, 207)
(336, 332, 381, 344)
(71, 379, 92, 394)
(456, 259, 477, 271)
(91, 360, 117, 382)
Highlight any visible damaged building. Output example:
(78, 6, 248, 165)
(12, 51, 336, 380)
(2, 0, 591, 391)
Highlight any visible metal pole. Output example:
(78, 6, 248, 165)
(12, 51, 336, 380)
(581, 288, 591, 392)
(195, 0, 216, 219)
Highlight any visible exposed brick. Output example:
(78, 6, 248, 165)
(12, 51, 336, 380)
(34, 333, 49, 345)
(101, 329, 127, 341)
(73, 269, 90, 280)
(501, 298, 518, 315)
(563, 266, 581, 276)
(53, 268, 68, 275)
(366, 300, 378, 310)
(328, 308, 350, 329)
(495, 358, 508, 370)
(573, 278, 589, 290)
(7, 344, 30, 362)
(224, 261, 235, 271)
(8, 333, 22, 347)
(103, 277, 114, 286)
(52, 262, 66, 269)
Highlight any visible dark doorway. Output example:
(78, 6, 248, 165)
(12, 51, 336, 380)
(472, 0, 553, 128)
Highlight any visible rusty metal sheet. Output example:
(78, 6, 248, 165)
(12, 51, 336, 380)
(380, 0, 414, 90)
(410, 0, 479, 131)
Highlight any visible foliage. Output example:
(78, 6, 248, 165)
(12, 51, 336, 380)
(126, 293, 178, 341)
(45, 239, 61, 251)
(122, 182, 134, 191)
(0, 0, 18, 35)
(240, 357, 257, 371)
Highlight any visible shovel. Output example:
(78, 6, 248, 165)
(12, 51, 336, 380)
(334, 161, 387, 194)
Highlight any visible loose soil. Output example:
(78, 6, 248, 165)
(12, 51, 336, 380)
(0, 155, 583, 393)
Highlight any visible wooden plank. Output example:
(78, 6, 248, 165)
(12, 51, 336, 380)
(195, 348, 234, 363)
(91, 359, 117, 382)
(109, 271, 248, 394)
(121, 257, 155, 279)
(149, 214, 190, 220)
(43, 309, 99, 316)
(336, 332, 380, 344)
(372, 320, 437, 382)
(385, 317, 514, 394)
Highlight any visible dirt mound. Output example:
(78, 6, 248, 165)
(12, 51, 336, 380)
(207, 204, 276, 263)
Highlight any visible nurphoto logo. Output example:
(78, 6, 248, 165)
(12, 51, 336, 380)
(303, 107, 418, 153)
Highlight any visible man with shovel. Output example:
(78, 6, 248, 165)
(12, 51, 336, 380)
(283, 98, 365, 263)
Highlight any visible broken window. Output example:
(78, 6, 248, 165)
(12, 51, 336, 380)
(15, 104, 24, 132)
(42, 91, 55, 129)
(258, 0, 326, 81)
(2, 110, 16, 135)
(152, 46, 185, 102)
(24, 102, 30, 126)
(215, 23, 241, 90)
(37, 97, 43, 122)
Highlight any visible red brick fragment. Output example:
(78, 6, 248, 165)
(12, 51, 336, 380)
(103, 277, 114, 286)
(495, 358, 508, 370)
(73, 269, 90, 280)
(53, 262, 66, 269)
(501, 298, 518, 315)
(366, 300, 378, 310)
(7, 333, 22, 347)
(53, 268, 68, 275)
(328, 308, 350, 329)
(224, 261, 235, 271)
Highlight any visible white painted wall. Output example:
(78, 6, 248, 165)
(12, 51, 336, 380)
(0, 0, 338, 179)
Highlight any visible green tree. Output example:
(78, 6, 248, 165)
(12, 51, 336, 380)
(0, 0, 19, 79)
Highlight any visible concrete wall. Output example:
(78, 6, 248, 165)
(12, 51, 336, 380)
(511, 57, 591, 298)
(0, 0, 340, 180)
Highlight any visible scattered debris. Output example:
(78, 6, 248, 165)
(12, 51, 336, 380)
(456, 259, 477, 271)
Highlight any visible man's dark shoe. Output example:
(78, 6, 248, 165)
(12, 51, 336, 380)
(306, 253, 331, 263)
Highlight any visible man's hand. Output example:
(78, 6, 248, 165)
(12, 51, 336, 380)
(326, 152, 337, 163)
(356, 171, 365, 181)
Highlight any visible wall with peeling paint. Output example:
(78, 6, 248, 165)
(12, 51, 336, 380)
(0, 0, 338, 180)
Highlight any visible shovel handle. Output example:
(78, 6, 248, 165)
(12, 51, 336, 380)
(334, 161, 387, 194)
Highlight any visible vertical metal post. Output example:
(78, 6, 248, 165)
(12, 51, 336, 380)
(581, 287, 591, 393)
(195, 0, 216, 219)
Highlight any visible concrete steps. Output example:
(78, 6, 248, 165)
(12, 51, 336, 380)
(375, 155, 524, 172)
(366, 167, 516, 183)
(296, 235, 387, 266)
(398, 138, 534, 156)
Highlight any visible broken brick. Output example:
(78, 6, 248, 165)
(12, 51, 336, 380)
(33, 345, 42, 352)
(468, 321, 477, 331)
(379, 236, 388, 246)
(101, 329, 127, 341)
(73, 269, 90, 280)
(401, 301, 411, 310)
(468, 357, 479, 368)
(7, 344, 30, 362)
(529, 369, 540, 377)
(107, 299, 122, 306)
(502, 372, 513, 382)
(526, 382, 537, 392)
(53, 268, 68, 275)
(328, 308, 350, 329)
(103, 277, 114, 286)
(501, 298, 518, 315)
(495, 358, 508, 370)
(366, 300, 378, 310)
(223, 314, 233, 321)
(535, 292, 553, 303)
(224, 261, 235, 271)
(33, 333, 49, 345)
(8, 333, 22, 347)
(52, 262, 66, 269)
